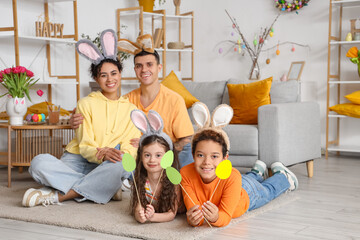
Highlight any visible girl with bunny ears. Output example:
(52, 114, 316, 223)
(181, 102, 299, 227)
(129, 109, 183, 223)
(22, 29, 140, 208)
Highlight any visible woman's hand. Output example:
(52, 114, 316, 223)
(96, 147, 124, 163)
(202, 201, 219, 223)
(186, 205, 203, 226)
(145, 204, 155, 221)
(130, 138, 140, 148)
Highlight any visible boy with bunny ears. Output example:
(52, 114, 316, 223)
(181, 102, 299, 227)
(22, 29, 140, 207)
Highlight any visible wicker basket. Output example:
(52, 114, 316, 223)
(167, 41, 185, 49)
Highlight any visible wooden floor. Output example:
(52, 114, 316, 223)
(1, 154, 359, 240)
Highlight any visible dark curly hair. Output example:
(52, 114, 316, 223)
(192, 129, 228, 157)
(90, 58, 123, 79)
(130, 135, 180, 215)
(134, 50, 160, 65)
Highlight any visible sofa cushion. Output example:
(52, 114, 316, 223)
(270, 80, 300, 103)
(182, 80, 227, 112)
(228, 77, 272, 124)
(161, 71, 199, 108)
(223, 124, 258, 156)
(222, 78, 300, 105)
(345, 90, 360, 104)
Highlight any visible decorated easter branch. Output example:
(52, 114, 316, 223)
(122, 153, 141, 206)
(149, 150, 174, 206)
(165, 166, 213, 228)
(209, 160, 232, 203)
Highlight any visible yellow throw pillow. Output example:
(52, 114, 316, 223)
(329, 103, 360, 118)
(345, 90, 360, 104)
(161, 71, 199, 108)
(228, 77, 273, 124)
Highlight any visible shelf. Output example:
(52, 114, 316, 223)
(155, 48, 193, 52)
(328, 113, 348, 118)
(31, 0, 76, 2)
(328, 80, 360, 84)
(332, 0, 360, 7)
(119, 11, 193, 19)
(330, 40, 360, 45)
(36, 81, 78, 85)
(0, 33, 76, 44)
(327, 144, 360, 153)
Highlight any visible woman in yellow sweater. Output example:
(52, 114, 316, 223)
(22, 29, 140, 207)
(181, 102, 298, 227)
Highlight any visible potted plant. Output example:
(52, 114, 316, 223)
(0, 66, 39, 125)
(138, 0, 166, 13)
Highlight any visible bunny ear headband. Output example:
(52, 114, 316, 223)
(117, 34, 154, 55)
(131, 109, 173, 150)
(75, 29, 118, 65)
(192, 102, 233, 151)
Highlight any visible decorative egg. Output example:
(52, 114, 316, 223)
(41, 113, 46, 122)
(219, 48, 223, 54)
(269, 32, 274, 37)
(26, 114, 32, 122)
(234, 47, 237, 52)
(291, 46, 295, 52)
(231, 32, 234, 36)
(276, 49, 280, 55)
(266, 58, 271, 64)
(253, 39, 258, 46)
(232, 24, 236, 28)
(32, 114, 39, 122)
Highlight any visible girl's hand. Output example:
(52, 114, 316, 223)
(202, 201, 219, 223)
(145, 204, 155, 220)
(130, 138, 140, 148)
(96, 147, 124, 163)
(186, 205, 203, 226)
(136, 208, 147, 223)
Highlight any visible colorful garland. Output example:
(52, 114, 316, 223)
(275, 0, 310, 12)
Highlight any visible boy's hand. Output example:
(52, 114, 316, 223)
(145, 204, 155, 220)
(186, 205, 203, 226)
(69, 108, 84, 129)
(202, 201, 219, 223)
(96, 147, 124, 163)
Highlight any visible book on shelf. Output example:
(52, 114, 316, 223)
(153, 28, 163, 48)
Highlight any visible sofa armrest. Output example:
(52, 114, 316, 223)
(258, 102, 321, 166)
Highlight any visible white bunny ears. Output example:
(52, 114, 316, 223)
(75, 29, 118, 65)
(192, 102, 233, 151)
(131, 109, 173, 150)
(117, 34, 154, 55)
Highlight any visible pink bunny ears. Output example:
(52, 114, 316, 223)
(117, 34, 154, 55)
(75, 29, 118, 65)
(131, 109, 173, 150)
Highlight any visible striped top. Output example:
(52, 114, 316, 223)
(145, 180, 158, 203)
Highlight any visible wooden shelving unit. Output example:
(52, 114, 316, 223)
(326, 0, 360, 158)
(116, 6, 194, 84)
(0, 0, 80, 103)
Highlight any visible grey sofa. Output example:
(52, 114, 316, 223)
(182, 79, 321, 177)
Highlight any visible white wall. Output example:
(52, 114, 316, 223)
(1, 0, 359, 151)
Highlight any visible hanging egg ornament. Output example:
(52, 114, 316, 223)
(232, 24, 236, 28)
(276, 49, 280, 55)
(271, 27, 274, 33)
(234, 47, 237, 52)
(231, 32, 234, 36)
(291, 45, 295, 52)
(219, 48, 223, 54)
(242, 43, 246, 49)
(266, 58, 270, 64)
(269, 32, 274, 37)
(259, 37, 264, 44)
(253, 39, 258, 46)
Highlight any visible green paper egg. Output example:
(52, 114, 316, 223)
(122, 153, 136, 172)
(161, 150, 174, 169)
(166, 167, 182, 185)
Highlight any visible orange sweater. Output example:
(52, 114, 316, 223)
(180, 163, 250, 227)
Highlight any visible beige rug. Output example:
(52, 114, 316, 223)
(0, 167, 298, 240)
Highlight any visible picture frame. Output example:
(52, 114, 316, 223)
(287, 61, 305, 81)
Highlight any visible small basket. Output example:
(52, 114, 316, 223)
(167, 41, 185, 49)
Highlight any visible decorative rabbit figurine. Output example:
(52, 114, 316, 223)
(6, 96, 27, 125)
(130, 109, 173, 150)
(75, 29, 118, 64)
(117, 34, 155, 55)
(191, 102, 233, 151)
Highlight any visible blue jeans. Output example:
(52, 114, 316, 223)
(242, 171, 290, 211)
(28, 152, 130, 204)
(178, 143, 193, 169)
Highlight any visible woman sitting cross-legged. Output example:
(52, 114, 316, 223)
(22, 29, 140, 207)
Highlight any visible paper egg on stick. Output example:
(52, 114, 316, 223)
(160, 150, 174, 169)
(215, 160, 232, 180)
(122, 153, 136, 172)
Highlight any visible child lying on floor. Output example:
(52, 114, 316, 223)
(180, 103, 298, 227)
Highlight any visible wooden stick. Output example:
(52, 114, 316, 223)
(132, 172, 141, 207)
(149, 169, 163, 206)
(179, 183, 212, 228)
(209, 179, 221, 203)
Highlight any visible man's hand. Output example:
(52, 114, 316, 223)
(96, 147, 124, 163)
(136, 207, 147, 223)
(130, 138, 140, 148)
(69, 108, 84, 129)
(174, 136, 192, 152)
(186, 205, 203, 226)
(202, 201, 219, 223)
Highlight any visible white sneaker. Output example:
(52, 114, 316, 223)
(251, 160, 267, 178)
(22, 187, 59, 207)
(121, 178, 132, 192)
(270, 162, 299, 191)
